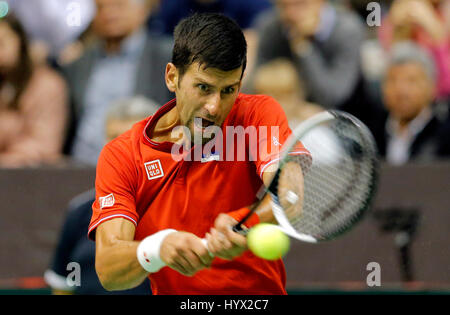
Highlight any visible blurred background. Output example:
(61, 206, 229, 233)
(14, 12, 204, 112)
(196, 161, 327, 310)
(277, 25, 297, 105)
(0, 0, 449, 295)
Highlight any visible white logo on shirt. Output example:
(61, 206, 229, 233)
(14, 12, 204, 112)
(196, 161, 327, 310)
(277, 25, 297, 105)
(144, 159, 164, 180)
(99, 193, 115, 208)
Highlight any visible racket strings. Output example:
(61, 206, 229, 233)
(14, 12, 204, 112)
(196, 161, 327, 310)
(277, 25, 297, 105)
(276, 118, 377, 241)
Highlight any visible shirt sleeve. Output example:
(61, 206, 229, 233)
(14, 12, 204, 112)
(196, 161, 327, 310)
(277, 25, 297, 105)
(245, 95, 311, 179)
(88, 140, 139, 240)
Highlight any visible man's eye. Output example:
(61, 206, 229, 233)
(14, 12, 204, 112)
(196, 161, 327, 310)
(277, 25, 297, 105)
(222, 87, 235, 94)
(198, 84, 209, 92)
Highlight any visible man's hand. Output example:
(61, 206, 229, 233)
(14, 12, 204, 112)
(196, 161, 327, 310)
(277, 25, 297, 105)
(280, 0, 322, 53)
(288, 14, 320, 41)
(205, 213, 248, 260)
(160, 232, 213, 276)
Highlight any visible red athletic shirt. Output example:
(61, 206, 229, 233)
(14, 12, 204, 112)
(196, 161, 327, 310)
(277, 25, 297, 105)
(88, 94, 311, 294)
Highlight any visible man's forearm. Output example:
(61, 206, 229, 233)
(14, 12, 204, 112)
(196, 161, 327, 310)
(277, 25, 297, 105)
(95, 233, 148, 291)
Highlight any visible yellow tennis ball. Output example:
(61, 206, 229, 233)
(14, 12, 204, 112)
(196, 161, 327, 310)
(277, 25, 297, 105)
(247, 223, 290, 260)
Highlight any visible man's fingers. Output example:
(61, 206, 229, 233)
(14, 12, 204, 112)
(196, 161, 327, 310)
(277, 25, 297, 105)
(179, 245, 210, 272)
(162, 232, 213, 276)
(215, 217, 247, 249)
(167, 260, 193, 276)
(207, 228, 240, 260)
(225, 227, 247, 248)
(211, 228, 233, 250)
(190, 238, 213, 267)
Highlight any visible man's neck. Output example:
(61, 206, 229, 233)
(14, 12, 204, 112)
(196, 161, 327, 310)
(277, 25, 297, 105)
(397, 119, 412, 134)
(152, 107, 183, 143)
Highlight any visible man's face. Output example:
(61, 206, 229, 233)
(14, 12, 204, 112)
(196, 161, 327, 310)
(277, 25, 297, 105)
(276, 0, 323, 28)
(166, 62, 243, 145)
(93, 0, 147, 40)
(383, 62, 435, 122)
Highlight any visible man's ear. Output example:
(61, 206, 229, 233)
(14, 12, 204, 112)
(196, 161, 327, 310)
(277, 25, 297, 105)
(165, 63, 178, 93)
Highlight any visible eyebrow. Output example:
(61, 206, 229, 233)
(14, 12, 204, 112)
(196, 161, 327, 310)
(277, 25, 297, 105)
(194, 77, 241, 89)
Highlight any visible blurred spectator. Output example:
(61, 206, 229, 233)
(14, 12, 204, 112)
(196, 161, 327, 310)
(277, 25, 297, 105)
(344, 0, 391, 25)
(148, 0, 272, 88)
(252, 58, 323, 129)
(57, 22, 97, 67)
(44, 96, 159, 295)
(63, 0, 173, 166)
(0, 14, 67, 168)
(6, 0, 96, 63)
(252, 0, 366, 114)
(378, 0, 450, 100)
(368, 42, 450, 164)
(148, 0, 272, 35)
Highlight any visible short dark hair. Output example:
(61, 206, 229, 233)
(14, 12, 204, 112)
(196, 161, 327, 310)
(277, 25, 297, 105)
(172, 13, 247, 80)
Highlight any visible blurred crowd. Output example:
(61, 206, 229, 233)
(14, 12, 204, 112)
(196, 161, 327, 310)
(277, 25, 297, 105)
(1, 0, 448, 295)
(0, 0, 449, 168)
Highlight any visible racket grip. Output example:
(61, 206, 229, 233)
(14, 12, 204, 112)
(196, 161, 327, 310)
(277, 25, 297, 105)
(232, 224, 243, 233)
(232, 224, 249, 236)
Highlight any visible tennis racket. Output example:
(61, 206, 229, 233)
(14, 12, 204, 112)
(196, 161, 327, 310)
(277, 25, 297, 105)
(204, 110, 378, 246)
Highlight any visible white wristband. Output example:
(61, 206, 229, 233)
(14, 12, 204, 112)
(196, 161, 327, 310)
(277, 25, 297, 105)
(137, 229, 177, 273)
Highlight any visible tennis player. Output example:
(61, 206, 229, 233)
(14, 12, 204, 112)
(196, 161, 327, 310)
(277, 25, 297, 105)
(89, 13, 310, 294)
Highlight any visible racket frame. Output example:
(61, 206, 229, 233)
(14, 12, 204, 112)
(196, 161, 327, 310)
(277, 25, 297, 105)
(234, 110, 379, 243)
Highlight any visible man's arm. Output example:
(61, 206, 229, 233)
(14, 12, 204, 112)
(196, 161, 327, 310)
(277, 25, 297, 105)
(95, 218, 147, 291)
(207, 161, 304, 260)
(95, 218, 214, 291)
(204, 168, 279, 259)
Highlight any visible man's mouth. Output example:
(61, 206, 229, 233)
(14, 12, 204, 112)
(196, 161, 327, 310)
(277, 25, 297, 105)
(193, 117, 215, 130)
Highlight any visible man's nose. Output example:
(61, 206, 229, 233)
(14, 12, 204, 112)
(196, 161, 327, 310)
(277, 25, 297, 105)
(394, 80, 413, 95)
(204, 93, 221, 117)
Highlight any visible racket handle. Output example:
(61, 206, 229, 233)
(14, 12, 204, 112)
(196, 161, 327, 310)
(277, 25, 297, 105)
(232, 224, 249, 236)
(232, 224, 244, 233)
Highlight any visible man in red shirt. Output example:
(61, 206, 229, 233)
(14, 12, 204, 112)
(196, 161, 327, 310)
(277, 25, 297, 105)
(90, 13, 310, 294)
